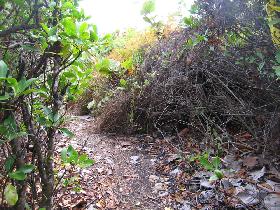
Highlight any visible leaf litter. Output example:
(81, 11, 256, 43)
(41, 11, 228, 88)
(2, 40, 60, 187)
(53, 115, 280, 210)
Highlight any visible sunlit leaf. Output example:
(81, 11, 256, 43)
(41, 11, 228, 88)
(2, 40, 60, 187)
(62, 17, 77, 37)
(4, 184, 18, 206)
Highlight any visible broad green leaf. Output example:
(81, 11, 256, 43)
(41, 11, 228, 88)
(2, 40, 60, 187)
(43, 106, 52, 118)
(0, 94, 9, 101)
(40, 23, 49, 33)
(20, 88, 38, 96)
(199, 154, 213, 171)
(212, 157, 221, 169)
(0, 60, 8, 78)
(61, 148, 68, 162)
(79, 22, 90, 40)
(14, 0, 24, 5)
(0, 125, 7, 135)
(62, 1, 74, 10)
(78, 154, 94, 168)
(62, 17, 77, 37)
(17, 78, 37, 95)
(63, 72, 76, 78)
(4, 156, 15, 172)
(214, 169, 224, 179)
(4, 184, 18, 206)
(61, 145, 78, 164)
(9, 171, 26, 181)
(52, 113, 60, 124)
(67, 145, 79, 163)
(141, 0, 155, 15)
(90, 31, 98, 42)
(4, 116, 17, 130)
(79, 22, 88, 34)
(19, 164, 35, 173)
(6, 78, 18, 95)
(60, 128, 75, 138)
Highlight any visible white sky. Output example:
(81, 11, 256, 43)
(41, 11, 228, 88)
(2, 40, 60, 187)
(79, 0, 194, 34)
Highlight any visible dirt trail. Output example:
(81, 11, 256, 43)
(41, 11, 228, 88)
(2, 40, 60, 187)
(55, 115, 280, 210)
(57, 115, 175, 210)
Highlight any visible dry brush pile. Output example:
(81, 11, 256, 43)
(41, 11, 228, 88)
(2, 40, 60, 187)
(96, 0, 280, 155)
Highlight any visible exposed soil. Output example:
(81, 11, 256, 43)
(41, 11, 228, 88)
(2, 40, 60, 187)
(56, 115, 175, 209)
(55, 115, 280, 210)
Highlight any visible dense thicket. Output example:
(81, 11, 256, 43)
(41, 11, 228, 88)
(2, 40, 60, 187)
(97, 0, 280, 155)
(0, 0, 95, 209)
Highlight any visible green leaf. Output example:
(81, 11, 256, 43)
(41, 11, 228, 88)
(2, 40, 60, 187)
(61, 148, 68, 162)
(79, 22, 88, 34)
(40, 23, 49, 33)
(19, 164, 35, 174)
(78, 154, 94, 168)
(4, 156, 15, 172)
(274, 66, 280, 77)
(48, 26, 58, 36)
(4, 184, 18, 206)
(16, 78, 37, 95)
(0, 94, 9, 101)
(214, 169, 224, 179)
(62, 17, 77, 37)
(59, 128, 75, 138)
(90, 31, 98, 42)
(67, 145, 79, 164)
(6, 78, 19, 95)
(95, 59, 111, 75)
(199, 153, 213, 171)
(212, 157, 221, 169)
(121, 58, 133, 70)
(276, 51, 280, 64)
(62, 1, 74, 10)
(9, 171, 26, 181)
(141, 0, 156, 15)
(119, 79, 127, 87)
(0, 60, 8, 78)
(63, 71, 76, 78)
(269, 18, 280, 26)
(61, 145, 79, 164)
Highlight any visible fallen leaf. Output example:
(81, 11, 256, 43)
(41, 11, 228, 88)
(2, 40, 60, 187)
(96, 199, 106, 208)
(243, 156, 258, 169)
(249, 166, 266, 181)
(264, 194, 280, 210)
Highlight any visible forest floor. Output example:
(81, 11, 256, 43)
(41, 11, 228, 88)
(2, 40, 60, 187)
(55, 115, 280, 210)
